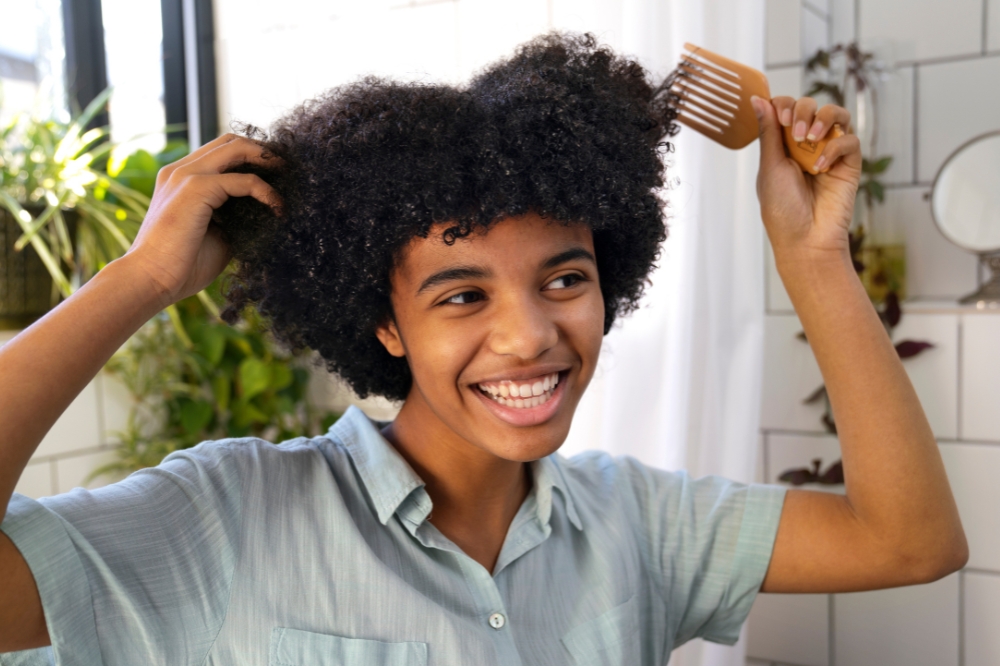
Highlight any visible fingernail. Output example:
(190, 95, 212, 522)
(806, 122, 824, 141)
(813, 155, 827, 171)
(794, 121, 808, 142)
(780, 109, 793, 126)
(750, 95, 764, 119)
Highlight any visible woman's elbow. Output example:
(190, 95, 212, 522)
(900, 528, 969, 585)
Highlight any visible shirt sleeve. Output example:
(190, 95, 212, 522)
(0, 440, 245, 666)
(623, 460, 786, 647)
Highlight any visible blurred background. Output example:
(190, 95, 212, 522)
(1, 1, 999, 665)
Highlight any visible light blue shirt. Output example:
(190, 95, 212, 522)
(2, 406, 785, 665)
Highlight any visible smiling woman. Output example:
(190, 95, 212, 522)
(0, 28, 967, 666)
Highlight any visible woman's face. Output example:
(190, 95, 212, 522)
(377, 212, 605, 462)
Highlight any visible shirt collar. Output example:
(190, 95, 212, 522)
(328, 405, 582, 531)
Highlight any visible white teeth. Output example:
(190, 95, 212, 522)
(477, 372, 564, 409)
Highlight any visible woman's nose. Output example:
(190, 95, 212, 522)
(488, 295, 559, 360)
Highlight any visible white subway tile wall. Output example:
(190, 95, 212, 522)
(961, 315, 1000, 441)
(964, 572, 1000, 666)
(761, 314, 826, 432)
(766, 65, 804, 98)
(747, 593, 830, 666)
(990, 0, 1000, 52)
(753, 1, 1000, 664)
(917, 55, 1000, 183)
(872, 188, 979, 301)
(859, 0, 983, 61)
(892, 312, 959, 439)
(833, 573, 960, 666)
(873, 65, 914, 186)
(941, 443, 1000, 571)
(767, 0, 804, 65)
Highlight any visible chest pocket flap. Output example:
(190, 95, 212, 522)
(560, 594, 640, 666)
(269, 628, 428, 666)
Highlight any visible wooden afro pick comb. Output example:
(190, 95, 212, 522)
(669, 42, 845, 172)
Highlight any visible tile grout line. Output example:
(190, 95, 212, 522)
(959, 569, 966, 666)
(984, 0, 990, 56)
(763, 432, 771, 484)
(852, 0, 859, 45)
(897, 49, 1000, 68)
(828, 593, 835, 666)
(957, 316, 963, 441)
(966, 566, 1000, 577)
(912, 64, 919, 185)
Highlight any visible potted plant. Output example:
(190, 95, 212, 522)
(0, 89, 150, 328)
(805, 42, 903, 303)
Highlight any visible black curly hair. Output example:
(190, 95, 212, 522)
(213, 32, 680, 402)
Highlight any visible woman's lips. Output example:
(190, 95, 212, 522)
(472, 371, 567, 426)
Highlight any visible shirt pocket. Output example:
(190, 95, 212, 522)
(560, 594, 641, 666)
(269, 627, 428, 666)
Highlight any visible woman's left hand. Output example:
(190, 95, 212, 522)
(751, 95, 862, 265)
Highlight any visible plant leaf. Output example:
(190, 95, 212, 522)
(179, 399, 213, 436)
(779, 468, 816, 485)
(803, 384, 827, 404)
(895, 340, 935, 359)
(819, 459, 845, 484)
(197, 325, 227, 366)
(211, 374, 231, 412)
(271, 364, 294, 391)
(239, 357, 272, 401)
(883, 291, 902, 328)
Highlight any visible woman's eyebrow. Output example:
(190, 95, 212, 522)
(417, 266, 491, 295)
(542, 247, 596, 269)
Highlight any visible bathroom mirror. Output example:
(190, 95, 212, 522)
(930, 130, 1000, 306)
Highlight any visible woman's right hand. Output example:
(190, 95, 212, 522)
(124, 133, 282, 308)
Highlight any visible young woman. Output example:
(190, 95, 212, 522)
(0, 34, 966, 664)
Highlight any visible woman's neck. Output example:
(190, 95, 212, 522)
(381, 392, 530, 573)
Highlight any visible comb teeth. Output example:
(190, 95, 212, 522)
(671, 46, 745, 135)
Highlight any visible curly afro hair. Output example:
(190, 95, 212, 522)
(213, 32, 680, 402)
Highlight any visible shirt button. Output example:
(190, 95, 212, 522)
(488, 612, 506, 630)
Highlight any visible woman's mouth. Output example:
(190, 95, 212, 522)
(471, 371, 567, 427)
(476, 372, 560, 409)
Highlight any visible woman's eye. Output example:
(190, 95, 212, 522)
(444, 291, 483, 305)
(545, 274, 581, 290)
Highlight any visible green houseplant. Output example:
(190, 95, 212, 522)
(0, 89, 149, 309)
(1, 90, 339, 477)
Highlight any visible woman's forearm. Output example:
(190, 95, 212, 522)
(776, 247, 968, 575)
(0, 256, 166, 513)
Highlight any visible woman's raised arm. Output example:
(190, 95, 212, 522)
(752, 95, 969, 593)
(0, 133, 280, 652)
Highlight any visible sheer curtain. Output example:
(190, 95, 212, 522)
(554, 2, 767, 665)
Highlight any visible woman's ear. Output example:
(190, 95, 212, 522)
(375, 319, 406, 358)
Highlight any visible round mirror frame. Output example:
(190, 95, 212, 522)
(929, 129, 1000, 307)
(930, 129, 1000, 254)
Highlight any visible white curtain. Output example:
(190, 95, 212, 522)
(555, 2, 767, 665)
